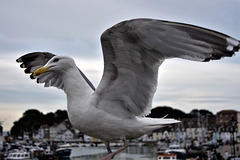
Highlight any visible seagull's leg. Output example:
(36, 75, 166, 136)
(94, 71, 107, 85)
(104, 141, 112, 154)
(100, 139, 129, 160)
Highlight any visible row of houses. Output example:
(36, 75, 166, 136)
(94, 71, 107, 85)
(24, 120, 93, 143)
(147, 110, 240, 144)
(24, 110, 240, 144)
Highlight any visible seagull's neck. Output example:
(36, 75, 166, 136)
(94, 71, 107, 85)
(61, 67, 93, 108)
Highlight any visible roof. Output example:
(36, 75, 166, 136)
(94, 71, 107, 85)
(217, 110, 239, 114)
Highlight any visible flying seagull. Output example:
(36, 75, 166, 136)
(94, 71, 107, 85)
(17, 18, 239, 160)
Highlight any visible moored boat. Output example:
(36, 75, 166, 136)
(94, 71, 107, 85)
(158, 153, 177, 160)
(56, 148, 72, 158)
(158, 144, 186, 160)
(6, 150, 31, 160)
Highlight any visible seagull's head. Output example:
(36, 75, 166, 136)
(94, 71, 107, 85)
(33, 55, 75, 77)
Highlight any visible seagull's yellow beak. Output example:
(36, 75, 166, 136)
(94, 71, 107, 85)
(33, 66, 51, 77)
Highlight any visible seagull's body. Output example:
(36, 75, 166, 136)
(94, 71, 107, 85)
(17, 19, 240, 159)
(61, 65, 158, 141)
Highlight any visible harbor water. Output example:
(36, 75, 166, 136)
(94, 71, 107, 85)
(70, 145, 157, 160)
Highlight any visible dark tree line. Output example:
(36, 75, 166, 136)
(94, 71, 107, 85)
(11, 109, 68, 138)
(147, 106, 214, 119)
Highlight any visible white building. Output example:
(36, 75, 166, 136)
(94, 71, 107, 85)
(62, 130, 74, 141)
(49, 123, 68, 141)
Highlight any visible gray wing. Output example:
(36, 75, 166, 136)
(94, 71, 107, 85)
(16, 52, 95, 91)
(94, 18, 240, 117)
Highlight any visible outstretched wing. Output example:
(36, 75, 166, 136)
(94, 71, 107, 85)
(16, 52, 64, 89)
(94, 18, 240, 117)
(16, 52, 95, 91)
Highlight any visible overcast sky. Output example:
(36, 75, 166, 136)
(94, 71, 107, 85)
(0, 0, 240, 131)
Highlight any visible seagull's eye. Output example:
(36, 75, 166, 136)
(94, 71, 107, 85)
(53, 58, 59, 62)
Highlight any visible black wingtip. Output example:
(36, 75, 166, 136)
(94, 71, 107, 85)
(30, 74, 35, 79)
(24, 68, 32, 74)
(16, 58, 22, 63)
(203, 58, 211, 62)
(233, 46, 240, 52)
(20, 63, 25, 68)
(203, 49, 236, 62)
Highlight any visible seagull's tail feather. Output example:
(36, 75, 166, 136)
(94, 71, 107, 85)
(142, 117, 181, 127)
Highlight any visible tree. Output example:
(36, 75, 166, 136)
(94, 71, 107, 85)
(55, 110, 68, 123)
(44, 112, 56, 126)
(10, 109, 44, 138)
(190, 109, 214, 117)
(11, 121, 24, 138)
(148, 106, 192, 119)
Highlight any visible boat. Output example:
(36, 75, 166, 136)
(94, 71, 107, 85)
(44, 149, 54, 156)
(164, 145, 186, 160)
(42, 149, 57, 160)
(165, 145, 186, 153)
(158, 153, 177, 160)
(56, 148, 72, 158)
(58, 144, 71, 148)
(6, 150, 31, 160)
(70, 143, 79, 147)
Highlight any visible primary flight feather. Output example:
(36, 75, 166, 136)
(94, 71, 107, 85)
(17, 19, 239, 160)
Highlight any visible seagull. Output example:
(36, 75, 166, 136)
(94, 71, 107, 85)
(17, 18, 239, 160)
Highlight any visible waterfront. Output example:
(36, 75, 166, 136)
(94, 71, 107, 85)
(69, 143, 240, 160)
(70, 145, 157, 160)
(1, 142, 240, 159)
